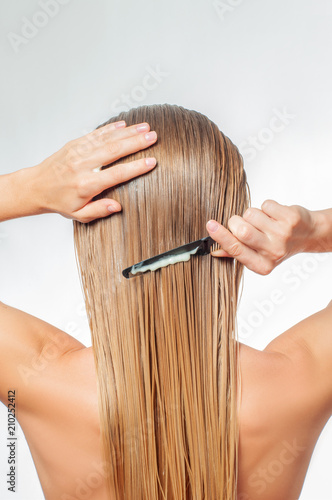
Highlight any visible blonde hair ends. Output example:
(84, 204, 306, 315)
(73, 104, 249, 499)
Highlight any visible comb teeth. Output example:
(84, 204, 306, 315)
(122, 236, 214, 279)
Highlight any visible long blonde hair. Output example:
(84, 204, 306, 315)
(73, 104, 249, 499)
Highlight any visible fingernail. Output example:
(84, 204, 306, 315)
(145, 131, 157, 142)
(145, 157, 157, 167)
(136, 123, 149, 132)
(207, 220, 219, 232)
(107, 202, 119, 212)
(115, 121, 126, 129)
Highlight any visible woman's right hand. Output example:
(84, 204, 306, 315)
(206, 200, 329, 275)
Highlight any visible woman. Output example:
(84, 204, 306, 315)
(0, 104, 331, 500)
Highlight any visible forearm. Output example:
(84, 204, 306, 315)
(307, 208, 332, 253)
(0, 167, 44, 223)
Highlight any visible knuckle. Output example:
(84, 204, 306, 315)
(280, 224, 293, 240)
(243, 208, 254, 220)
(270, 247, 285, 261)
(76, 137, 95, 156)
(137, 159, 147, 170)
(228, 215, 240, 233)
(228, 241, 243, 257)
(98, 130, 114, 147)
(261, 199, 275, 212)
(76, 177, 91, 198)
(92, 126, 107, 139)
(67, 156, 80, 170)
(289, 207, 301, 226)
(139, 133, 149, 146)
(64, 139, 75, 150)
(260, 261, 273, 275)
(238, 224, 250, 240)
(107, 141, 121, 158)
(77, 216, 87, 223)
(64, 146, 80, 169)
(75, 212, 94, 223)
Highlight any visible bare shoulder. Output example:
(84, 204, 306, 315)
(16, 347, 109, 500)
(0, 301, 85, 408)
(237, 302, 332, 499)
(239, 300, 332, 442)
(264, 300, 332, 418)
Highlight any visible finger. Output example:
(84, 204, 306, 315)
(76, 120, 127, 146)
(72, 198, 122, 223)
(261, 200, 288, 221)
(84, 130, 158, 169)
(243, 207, 277, 233)
(95, 120, 127, 134)
(210, 249, 233, 258)
(95, 122, 151, 142)
(94, 157, 157, 193)
(207, 219, 257, 261)
(228, 215, 270, 252)
(206, 220, 274, 275)
(70, 122, 152, 164)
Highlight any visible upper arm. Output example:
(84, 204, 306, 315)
(0, 301, 85, 410)
(264, 300, 332, 418)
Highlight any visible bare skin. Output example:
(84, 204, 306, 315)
(0, 123, 331, 499)
(1, 304, 331, 500)
(206, 200, 332, 498)
(238, 310, 332, 500)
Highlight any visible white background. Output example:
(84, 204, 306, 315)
(0, 0, 331, 498)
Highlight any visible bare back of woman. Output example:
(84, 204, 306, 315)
(7, 301, 331, 499)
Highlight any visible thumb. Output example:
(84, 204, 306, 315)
(73, 199, 122, 223)
(211, 249, 233, 258)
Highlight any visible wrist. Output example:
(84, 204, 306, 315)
(306, 209, 332, 253)
(0, 166, 46, 223)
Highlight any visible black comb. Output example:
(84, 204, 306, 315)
(122, 236, 214, 279)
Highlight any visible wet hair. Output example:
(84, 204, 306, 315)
(73, 104, 249, 499)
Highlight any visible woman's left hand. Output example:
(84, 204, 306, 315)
(206, 201, 315, 275)
(29, 120, 158, 223)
